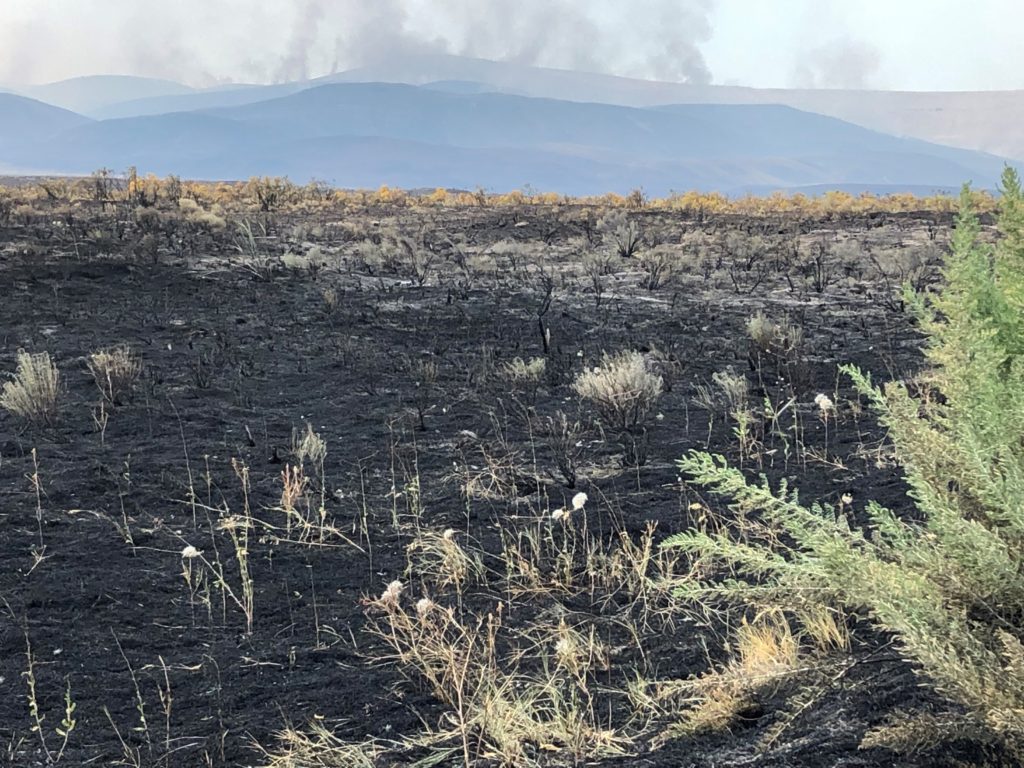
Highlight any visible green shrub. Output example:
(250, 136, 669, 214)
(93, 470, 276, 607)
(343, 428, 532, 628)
(664, 169, 1024, 755)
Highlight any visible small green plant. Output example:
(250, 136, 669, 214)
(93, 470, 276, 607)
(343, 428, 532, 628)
(665, 172, 1024, 756)
(24, 631, 78, 765)
(1, 350, 60, 425)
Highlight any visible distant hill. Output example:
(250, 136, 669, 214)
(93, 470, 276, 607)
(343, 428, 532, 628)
(21, 75, 195, 117)
(2, 83, 1010, 195)
(324, 53, 1024, 162)
(34, 56, 1021, 165)
(0, 93, 92, 149)
(92, 82, 305, 120)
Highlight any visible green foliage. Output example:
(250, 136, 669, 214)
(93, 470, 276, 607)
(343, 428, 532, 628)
(664, 168, 1024, 753)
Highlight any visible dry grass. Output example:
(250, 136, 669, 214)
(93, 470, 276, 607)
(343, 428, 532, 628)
(406, 529, 483, 594)
(501, 356, 546, 402)
(258, 722, 380, 767)
(363, 595, 631, 766)
(670, 614, 801, 736)
(1, 350, 61, 425)
(746, 312, 803, 356)
(88, 345, 142, 405)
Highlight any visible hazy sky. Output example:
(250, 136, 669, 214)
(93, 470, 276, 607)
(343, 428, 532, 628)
(1, 0, 1021, 91)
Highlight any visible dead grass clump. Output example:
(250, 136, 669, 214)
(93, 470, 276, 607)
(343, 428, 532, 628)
(258, 722, 380, 768)
(745, 312, 807, 388)
(406, 529, 483, 594)
(501, 356, 546, 403)
(671, 614, 800, 736)
(1, 350, 61, 425)
(364, 594, 630, 766)
(542, 411, 587, 488)
(746, 312, 802, 354)
(573, 351, 662, 433)
(88, 345, 142, 405)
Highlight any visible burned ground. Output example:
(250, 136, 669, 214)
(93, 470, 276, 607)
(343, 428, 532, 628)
(0, 201, 1003, 766)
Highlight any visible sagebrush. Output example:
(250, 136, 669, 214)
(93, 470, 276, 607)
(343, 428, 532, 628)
(1, 350, 60, 425)
(666, 169, 1024, 756)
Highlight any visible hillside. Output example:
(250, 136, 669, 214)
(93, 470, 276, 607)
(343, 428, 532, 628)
(20, 75, 196, 117)
(0, 93, 93, 149)
(21, 56, 1024, 163)
(326, 53, 1024, 161)
(2, 83, 1010, 194)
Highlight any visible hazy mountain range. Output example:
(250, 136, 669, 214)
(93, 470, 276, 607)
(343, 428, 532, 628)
(0, 54, 1019, 195)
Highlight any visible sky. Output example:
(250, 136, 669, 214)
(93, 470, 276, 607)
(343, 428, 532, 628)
(1, 0, 1021, 91)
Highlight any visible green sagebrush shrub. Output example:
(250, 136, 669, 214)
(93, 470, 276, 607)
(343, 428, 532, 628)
(664, 168, 1024, 754)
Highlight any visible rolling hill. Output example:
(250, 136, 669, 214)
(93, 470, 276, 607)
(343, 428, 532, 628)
(328, 54, 1024, 161)
(1, 83, 1011, 194)
(0, 93, 93, 148)
(19, 75, 196, 117)
(23, 55, 1024, 163)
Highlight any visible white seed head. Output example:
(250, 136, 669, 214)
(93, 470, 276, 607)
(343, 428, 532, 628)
(841, 493, 854, 506)
(442, 528, 456, 540)
(554, 637, 576, 661)
(181, 545, 202, 559)
(416, 597, 435, 617)
(378, 579, 404, 608)
(551, 508, 566, 522)
(571, 492, 588, 511)
(814, 393, 834, 412)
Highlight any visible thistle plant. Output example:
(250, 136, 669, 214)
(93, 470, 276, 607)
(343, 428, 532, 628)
(665, 170, 1024, 756)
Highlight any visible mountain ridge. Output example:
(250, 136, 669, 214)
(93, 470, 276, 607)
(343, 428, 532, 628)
(1, 82, 1011, 195)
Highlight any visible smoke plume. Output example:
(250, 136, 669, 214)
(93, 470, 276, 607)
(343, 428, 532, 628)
(791, 38, 882, 90)
(0, 0, 716, 86)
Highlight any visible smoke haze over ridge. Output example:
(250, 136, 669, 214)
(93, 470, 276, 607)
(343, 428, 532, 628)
(2, 0, 1023, 92)
(0, 0, 715, 87)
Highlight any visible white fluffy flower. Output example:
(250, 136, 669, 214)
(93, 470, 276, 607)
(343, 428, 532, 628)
(571, 492, 588, 511)
(814, 393, 835, 412)
(442, 528, 456, 540)
(181, 545, 202, 559)
(551, 508, 567, 522)
(554, 637, 575, 659)
(415, 597, 435, 617)
(378, 579, 404, 608)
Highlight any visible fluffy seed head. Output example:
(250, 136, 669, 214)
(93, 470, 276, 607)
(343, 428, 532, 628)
(378, 579, 404, 609)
